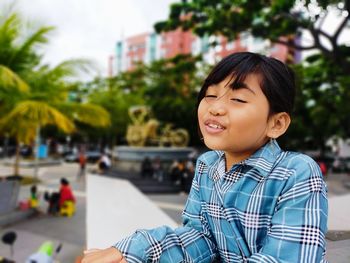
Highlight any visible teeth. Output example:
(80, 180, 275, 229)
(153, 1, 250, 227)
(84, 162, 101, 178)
(208, 123, 223, 129)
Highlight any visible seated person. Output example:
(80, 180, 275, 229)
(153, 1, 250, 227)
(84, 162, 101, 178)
(29, 185, 39, 209)
(141, 157, 153, 178)
(44, 191, 60, 215)
(44, 178, 75, 215)
(59, 178, 75, 208)
(98, 153, 111, 173)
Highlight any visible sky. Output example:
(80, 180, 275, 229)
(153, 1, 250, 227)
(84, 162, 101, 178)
(5, 0, 177, 78)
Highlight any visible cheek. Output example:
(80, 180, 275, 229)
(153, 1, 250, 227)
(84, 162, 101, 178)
(229, 107, 267, 130)
(197, 101, 207, 133)
(197, 100, 206, 121)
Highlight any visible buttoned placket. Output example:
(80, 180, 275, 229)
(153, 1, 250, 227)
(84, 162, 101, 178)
(208, 154, 251, 260)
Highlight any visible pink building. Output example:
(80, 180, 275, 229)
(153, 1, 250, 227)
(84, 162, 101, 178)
(159, 29, 196, 59)
(125, 33, 149, 71)
(213, 36, 248, 62)
(114, 30, 294, 74)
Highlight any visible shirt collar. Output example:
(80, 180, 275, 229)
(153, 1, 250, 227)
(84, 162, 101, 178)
(215, 139, 282, 177)
(243, 139, 282, 176)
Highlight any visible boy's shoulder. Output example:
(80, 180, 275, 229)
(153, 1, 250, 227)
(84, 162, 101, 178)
(197, 150, 222, 167)
(277, 150, 323, 181)
(278, 151, 326, 195)
(281, 150, 318, 168)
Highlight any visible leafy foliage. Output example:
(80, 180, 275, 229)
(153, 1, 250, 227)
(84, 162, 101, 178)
(0, 7, 111, 176)
(284, 54, 350, 152)
(86, 55, 208, 145)
(155, 1, 350, 74)
(144, 54, 206, 145)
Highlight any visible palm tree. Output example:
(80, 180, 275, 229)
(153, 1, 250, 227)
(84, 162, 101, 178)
(0, 10, 51, 115)
(0, 101, 75, 175)
(0, 9, 111, 176)
(0, 65, 29, 92)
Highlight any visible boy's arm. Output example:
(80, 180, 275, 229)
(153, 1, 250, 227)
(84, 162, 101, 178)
(82, 248, 126, 263)
(113, 164, 218, 263)
(248, 159, 328, 263)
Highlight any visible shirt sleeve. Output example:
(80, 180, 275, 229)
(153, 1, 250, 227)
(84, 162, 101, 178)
(113, 160, 218, 263)
(248, 157, 328, 263)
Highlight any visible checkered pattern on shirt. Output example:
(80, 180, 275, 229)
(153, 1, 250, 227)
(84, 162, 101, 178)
(114, 139, 328, 263)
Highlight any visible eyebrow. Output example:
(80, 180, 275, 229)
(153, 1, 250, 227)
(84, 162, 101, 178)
(229, 82, 256, 95)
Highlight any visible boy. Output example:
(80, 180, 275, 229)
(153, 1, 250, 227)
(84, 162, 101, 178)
(82, 52, 328, 262)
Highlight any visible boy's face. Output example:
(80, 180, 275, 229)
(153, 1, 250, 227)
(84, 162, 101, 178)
(198, 73, 274, 164)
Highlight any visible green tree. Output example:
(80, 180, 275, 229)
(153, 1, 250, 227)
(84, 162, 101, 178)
(283, 55, 350, 153)
(87, 74, 145, 146)
(155, 0, 350, 74)
(0, 9, 111, 175)
(0, 101, 75, 175)
(0, 11, 46, 112)
(144, 54, 207, 145)
(87, 55, 207, 146)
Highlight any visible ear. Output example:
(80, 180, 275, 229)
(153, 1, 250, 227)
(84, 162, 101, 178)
(267, 112, 291, 139)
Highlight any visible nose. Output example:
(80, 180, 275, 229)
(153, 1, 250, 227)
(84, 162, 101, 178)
(208, 102, 226, 116)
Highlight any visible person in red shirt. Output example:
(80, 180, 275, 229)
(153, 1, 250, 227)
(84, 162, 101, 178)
(77, 151, 87, 180)
(59, 178, 75, 207)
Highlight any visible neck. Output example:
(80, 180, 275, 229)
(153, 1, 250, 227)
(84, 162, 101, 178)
(224, 151, 252, 171)
(224, 139, 270, 171)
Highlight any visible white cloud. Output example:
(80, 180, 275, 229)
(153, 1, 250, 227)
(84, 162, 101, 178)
(5, 0, 176, 78)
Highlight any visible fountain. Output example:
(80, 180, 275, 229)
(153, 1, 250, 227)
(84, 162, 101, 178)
(114, 106, 194, 173)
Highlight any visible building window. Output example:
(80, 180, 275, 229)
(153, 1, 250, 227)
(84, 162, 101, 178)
(240, 32, 250, 47)
(226, 41, 235, 50)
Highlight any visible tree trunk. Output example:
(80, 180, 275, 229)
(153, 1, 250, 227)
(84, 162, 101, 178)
(33, 125, 40, 179)
(14, 140, 20, 176)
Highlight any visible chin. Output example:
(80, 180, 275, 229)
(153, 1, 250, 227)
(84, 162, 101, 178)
(203, 139, 227, 151)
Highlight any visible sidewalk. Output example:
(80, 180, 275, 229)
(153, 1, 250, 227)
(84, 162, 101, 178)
(0, 162, 350, 262)
(0, 162, 86, 262)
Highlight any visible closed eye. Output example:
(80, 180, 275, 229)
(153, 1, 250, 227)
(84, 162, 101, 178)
(231, 98, 247, 103)
(204, 95, 217, 102)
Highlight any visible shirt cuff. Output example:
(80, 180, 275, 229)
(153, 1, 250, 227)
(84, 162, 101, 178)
(113, 231, 149, 263)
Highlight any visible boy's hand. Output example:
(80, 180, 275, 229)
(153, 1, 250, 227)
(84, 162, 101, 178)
(82, 247, 127, 263)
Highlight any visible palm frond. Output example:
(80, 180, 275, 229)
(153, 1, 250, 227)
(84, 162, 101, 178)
(0, 65, 30, 92)
(0, 119, 36, 144)
(0, 100, 75, 134)
(0, 13, 19, 49)
(57, 102, 111, 128)
(51, 58, 96, 80)
(28, 59, 94, 93)
(9, 26, 54, 66)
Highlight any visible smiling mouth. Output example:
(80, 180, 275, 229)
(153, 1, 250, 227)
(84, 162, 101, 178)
(207, 123, 224, 129)
(204, 120, 226, 131)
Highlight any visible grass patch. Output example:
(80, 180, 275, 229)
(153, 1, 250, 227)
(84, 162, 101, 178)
(20, 176, 41, 185)
(5, 175, 41, 185)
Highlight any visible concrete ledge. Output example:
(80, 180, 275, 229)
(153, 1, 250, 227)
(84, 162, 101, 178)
(327, 230, 350, 241)
(0, 209, 36, 227)
(328, 194, 350, 231)
(3, 159, 62, 167)
(86, 174, 178, 248)
(0, 180, 20, 214)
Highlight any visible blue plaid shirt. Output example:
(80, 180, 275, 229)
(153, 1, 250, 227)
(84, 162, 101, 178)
(114, 140, 328, 262)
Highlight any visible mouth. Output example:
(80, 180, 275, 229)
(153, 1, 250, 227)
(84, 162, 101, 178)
(204, 119, 226, 133)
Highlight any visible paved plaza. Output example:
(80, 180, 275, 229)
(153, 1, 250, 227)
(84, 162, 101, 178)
(0, 161, 349, 262)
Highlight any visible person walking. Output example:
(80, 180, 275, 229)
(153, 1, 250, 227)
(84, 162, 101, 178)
(77, 151, 87, 181)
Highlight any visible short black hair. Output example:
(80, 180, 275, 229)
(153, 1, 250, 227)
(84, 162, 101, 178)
(60, 178, 69, 185)
(30, 185, 37, 194)
(197, 52, 296, 116)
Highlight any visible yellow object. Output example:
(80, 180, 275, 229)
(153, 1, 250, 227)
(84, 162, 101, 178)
(29, 198, 39, 208)
(60, 201, 75, 217)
